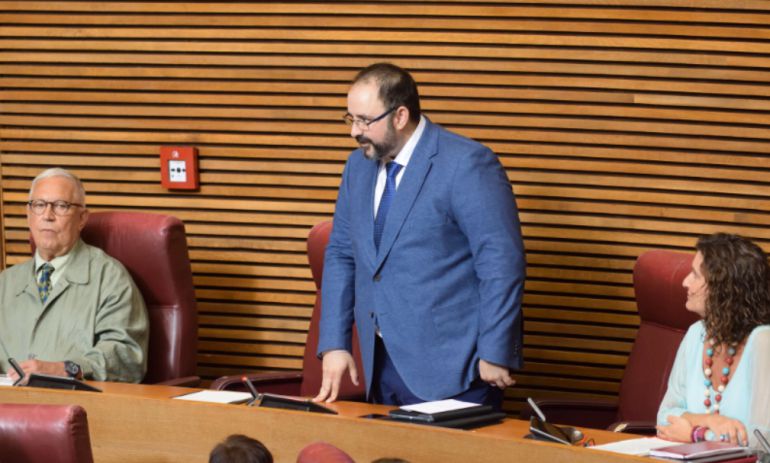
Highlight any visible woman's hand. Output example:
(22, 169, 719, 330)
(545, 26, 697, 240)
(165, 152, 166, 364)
(657, 415, 693, 442)
(704, 414, 748, 446)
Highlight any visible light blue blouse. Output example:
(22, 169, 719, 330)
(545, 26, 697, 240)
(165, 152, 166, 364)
(658, 320, 770, 448)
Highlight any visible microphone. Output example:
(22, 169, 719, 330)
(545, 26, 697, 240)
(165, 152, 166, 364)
(241, 376, 261, 406)
(527, 397, 547, 422)
(755, 429, 770, 454)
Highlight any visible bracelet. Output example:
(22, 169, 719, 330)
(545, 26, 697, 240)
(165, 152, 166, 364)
(691, 426, 708, 442)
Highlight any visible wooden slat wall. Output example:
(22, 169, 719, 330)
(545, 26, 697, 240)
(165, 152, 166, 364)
(2, 1, 770, 414)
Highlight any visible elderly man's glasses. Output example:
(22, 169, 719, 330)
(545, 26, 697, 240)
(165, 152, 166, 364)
(27, 200, 84, 216)
(343, 107, 396, 131)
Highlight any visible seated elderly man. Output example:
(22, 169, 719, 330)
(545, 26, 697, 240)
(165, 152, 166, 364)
(0, 167, 148, 383)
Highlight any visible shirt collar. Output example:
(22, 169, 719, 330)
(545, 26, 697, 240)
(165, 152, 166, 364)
(385, 115, 426, 169)
(34, 247, 73, 273)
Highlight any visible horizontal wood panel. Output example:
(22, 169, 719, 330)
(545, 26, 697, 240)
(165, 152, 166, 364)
(4, 16, 770, 40)
(2, 1, 770, 416)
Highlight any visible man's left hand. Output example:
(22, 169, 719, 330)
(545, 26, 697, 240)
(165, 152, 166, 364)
(7, 359, 67, 385)
(479, 359, 515, 389)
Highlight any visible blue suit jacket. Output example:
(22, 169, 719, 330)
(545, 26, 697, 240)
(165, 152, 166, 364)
(318, 119, 525, 400)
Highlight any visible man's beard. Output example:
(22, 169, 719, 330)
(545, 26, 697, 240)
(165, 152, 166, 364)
(356, 127, 397, 162)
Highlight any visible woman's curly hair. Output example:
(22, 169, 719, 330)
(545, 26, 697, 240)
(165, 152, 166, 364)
(697, 233, 770, 345)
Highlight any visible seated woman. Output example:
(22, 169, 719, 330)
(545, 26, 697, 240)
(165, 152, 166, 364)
(657, 233, 770, 448)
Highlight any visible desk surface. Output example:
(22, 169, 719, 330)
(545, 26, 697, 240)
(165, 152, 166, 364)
(0, 382, 649, 463)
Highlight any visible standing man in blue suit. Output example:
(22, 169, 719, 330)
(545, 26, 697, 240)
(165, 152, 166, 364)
(314, 63, 526, 409)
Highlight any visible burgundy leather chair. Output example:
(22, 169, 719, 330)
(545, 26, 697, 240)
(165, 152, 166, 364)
(0, 404, 94, 463)
(211, 220, 365, 401)
(81, 211, 199, 385)
(296, 441, 355, 463)
(32, 211, 199, 385)
(521, 250, 700, 434)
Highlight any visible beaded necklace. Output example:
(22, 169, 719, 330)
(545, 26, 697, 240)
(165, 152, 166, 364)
(702, 338, 737, 414)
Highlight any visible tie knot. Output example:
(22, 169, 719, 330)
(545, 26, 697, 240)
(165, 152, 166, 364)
(40, 263, 54, 278)
(385, 162, 402, 179)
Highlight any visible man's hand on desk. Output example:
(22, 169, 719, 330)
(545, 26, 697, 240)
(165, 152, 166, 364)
(7, 359, 67, 385)
(313, 350, 359, 403)
(479, 359, 515, 389)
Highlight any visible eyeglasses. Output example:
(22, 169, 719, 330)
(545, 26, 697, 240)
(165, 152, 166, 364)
(343, 106, 396, 131)
(27, 200, 84, 216)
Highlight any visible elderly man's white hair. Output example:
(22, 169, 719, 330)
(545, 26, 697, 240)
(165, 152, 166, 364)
(29, 168, 87, 205)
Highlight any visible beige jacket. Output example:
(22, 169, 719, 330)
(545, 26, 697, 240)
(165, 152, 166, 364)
(0, 239, 148, 382)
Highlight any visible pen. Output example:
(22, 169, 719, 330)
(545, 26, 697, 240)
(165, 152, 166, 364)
(8, 357, 25, 386)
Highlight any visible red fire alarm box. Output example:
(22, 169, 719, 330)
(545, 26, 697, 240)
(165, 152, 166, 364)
(160, 146, 199, 190)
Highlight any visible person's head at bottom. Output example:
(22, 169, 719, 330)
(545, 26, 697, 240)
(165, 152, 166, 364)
(210, 434, 273, 463)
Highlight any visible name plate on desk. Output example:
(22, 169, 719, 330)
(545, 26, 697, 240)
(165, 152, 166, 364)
(26, 373, 102, 392)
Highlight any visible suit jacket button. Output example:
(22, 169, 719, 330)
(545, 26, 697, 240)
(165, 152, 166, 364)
(369, 312, 375, 318)
(373, 274, 381, 282)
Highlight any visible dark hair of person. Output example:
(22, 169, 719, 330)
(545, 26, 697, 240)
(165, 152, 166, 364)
(353, 62, 421, 124)
(696, 233, 770, 345)
(209, 434, 273, 463)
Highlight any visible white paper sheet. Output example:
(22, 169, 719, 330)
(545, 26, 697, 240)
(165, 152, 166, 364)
(0, 374, 14, 387)
(591, 437, 674, 456)
(173, 390, 253, 404)
(399, 399, 480, 414)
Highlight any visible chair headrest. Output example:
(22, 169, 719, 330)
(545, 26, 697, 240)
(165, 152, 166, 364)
(307, 220, 333, 289)
(633, 250, 700, 329)
(296, 441, 355, 463)
(0, 404, 94, 463)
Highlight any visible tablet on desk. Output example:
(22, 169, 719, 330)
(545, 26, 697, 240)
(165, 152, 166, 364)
(26, 373, 102, 392)
(387, 400, 504, 429)
(389, 404, 494, 423)
(255, 393, 337, 414)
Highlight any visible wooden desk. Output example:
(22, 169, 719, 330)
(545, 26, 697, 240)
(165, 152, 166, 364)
(0, 382, 647, 463)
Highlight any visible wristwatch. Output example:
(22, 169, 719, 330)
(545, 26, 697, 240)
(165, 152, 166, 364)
(63, 360, 82, 379)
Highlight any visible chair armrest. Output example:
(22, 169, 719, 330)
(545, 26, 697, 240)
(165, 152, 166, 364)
(519, 398, 619, 430)
(609, 420, 658, 435)
(210, 372, 304, 396)
(155, 376, 201, 387)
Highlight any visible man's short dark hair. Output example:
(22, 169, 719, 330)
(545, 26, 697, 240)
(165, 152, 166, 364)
(353, 62, 421, 124)
(209, 434, 273, 463)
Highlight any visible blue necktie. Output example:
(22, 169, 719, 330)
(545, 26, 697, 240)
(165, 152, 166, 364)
(374, 162, 402, 250)
(37, 263, 54, 303)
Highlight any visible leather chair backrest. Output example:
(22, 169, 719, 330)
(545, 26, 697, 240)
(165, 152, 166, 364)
(0, 404, 94, 463)
(298, 221, 366, 400)
(79, 211, 198, 383)
(616, 250, 700, 422)
(296, 441, 355, 463)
